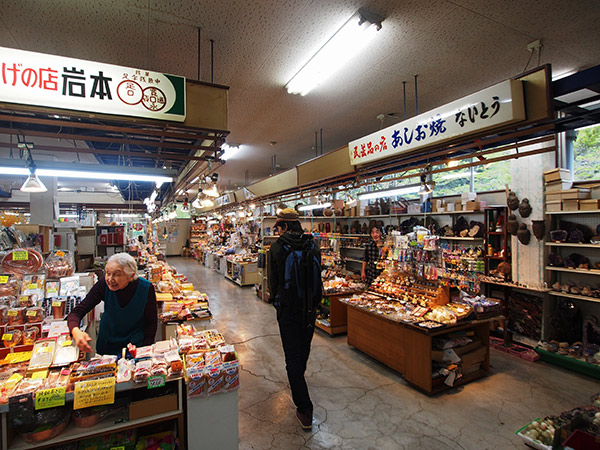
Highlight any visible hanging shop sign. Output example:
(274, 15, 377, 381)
(216, 192, 236, 207)
(348, 79, 525, 165)
(0, 46, 186, 122)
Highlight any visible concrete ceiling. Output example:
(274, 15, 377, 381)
(0, 0, 599, 193)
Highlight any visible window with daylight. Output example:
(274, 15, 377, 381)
(573, 124, 600, 181)
(473, 151, 512, 193)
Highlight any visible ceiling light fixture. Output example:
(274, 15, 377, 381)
(358, 185, 421, 200)
(221, 144, 240, 161)
(297, 201, 332, 212)
(285, 8, 383, 96)
(202, 184, 220, 198)
(20, 145, 47, 193)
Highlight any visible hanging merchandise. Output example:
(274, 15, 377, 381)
(506, 214, 519, 236)
(507, 190, 519, 210)
(518, 198, 532, 218)
(531, 220, 545, 240)
(517, 224, 531, 245)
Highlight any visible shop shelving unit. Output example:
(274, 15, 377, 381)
(225, 258, 259, 287)
(95, 224, 126, 260)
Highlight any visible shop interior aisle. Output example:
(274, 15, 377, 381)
(168, 257, 598, 450)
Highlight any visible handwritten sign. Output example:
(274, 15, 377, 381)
(0, 275, 8, 283)
(12, 251, 28, 261)
(35, 386, 66, 410)
(2, 333, 12, 341)
(147, 374, 165, 389)
(74, 377, 115, 410)
(56, 251, 65, 257)
(52, 301, 62, 307)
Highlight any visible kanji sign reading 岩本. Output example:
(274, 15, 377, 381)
(348, 79, 525, 165)
(0, 46, 185, 122)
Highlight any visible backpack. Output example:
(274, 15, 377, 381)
(278, 237, 323, 326)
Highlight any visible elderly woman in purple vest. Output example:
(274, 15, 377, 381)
(67, 253, 157, 356)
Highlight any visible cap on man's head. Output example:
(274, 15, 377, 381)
(275, 207, 299, 223)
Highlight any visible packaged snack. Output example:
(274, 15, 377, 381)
(0, 274, 20, 296)
(206, 365, 223, 396)
(0, 304, 8, 325)
(7, 307, 25, 325)
(204, 350, 221, 367)
(51, 299, 66, 319)
(70, 355, 117, 382)
(1, 248, 44, 276)
(133, 360, 152, 383)
(176, 322, 195, 337)
(26, 307, 44, 323)
(2, 328, 23, 348)
(44, 250, 75, 278)
(52, 334, 78, 367)
(222, 360, 240, 392)
(29, 338, 57, 370)
(116, 359, 134, 383)
(59, 276, 79, 296)
(202, 329, 225, 348)
(22, 327, 38, 345)
(18, 295, 34, 308)
(21, 274, 45, 295)
(164, 350, 183, 375)
(219, 344, 236, 362)
(187, 368, 206, 398)
(150, 357, 168, 376)
(178, 337, 193, 354)
(192, 337, 208, 352)
(45, 281, 60, 298)
(134, 345, 154, 359)
(153, 339, 175, 355)
(185, 353, 204, 373)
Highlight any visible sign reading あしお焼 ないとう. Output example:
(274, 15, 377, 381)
(0, 46, 185, 122)
(348, 79, 525, 165)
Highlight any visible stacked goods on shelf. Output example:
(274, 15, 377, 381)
(177, 324, 240, 398)
(543, 168, 599, 212)
(515, 393, 600, 449)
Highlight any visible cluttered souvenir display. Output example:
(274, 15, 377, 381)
(339, 227, 501, 331)
(147, 260, 212, 322)
(515, 393, 600, 449)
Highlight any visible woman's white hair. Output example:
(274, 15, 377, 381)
(107, 253, 139, 279)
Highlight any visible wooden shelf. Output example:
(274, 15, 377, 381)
(545, 266, 600, 276)
(480, 279, 549, 292)
(549, 290, 600, 303)
(545, 242, 600, 248)
(546, 210, 600, 215)
(341, 246, 365, 250)
(344, 257, 363, 264)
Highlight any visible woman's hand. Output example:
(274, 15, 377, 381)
(71, 327, 93, 353)
(361, 270, 366, 282)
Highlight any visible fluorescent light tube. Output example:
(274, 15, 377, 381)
(35, 168, 172, 184)
(286, 11, 381, 96)
(358, 186, 421, 200)
(221, 144, 240, 160)
(297, 202, 332, 211)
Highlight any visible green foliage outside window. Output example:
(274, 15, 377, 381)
(573, 125, 600, 181)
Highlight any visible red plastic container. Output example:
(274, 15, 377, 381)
(563, 429, 600, 450)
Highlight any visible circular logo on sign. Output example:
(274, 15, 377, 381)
(117, 80, 143, 105)
(142, 87, 166, 111)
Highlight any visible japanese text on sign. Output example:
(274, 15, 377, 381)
(0, 46, 185, 122)
(35, 386, 66, 410)
(73, 377, 115, 410)
(348, 79, 525, 165)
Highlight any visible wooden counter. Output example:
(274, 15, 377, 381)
(346, 305, 492, 394)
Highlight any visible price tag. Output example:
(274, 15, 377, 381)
(28, 283, 38, 290)
(56, 250, 65, 257)
(35, 386, 66, 410)
(111, 447, 125, 450)
(74, 377, 115, 410)
(31, 370, 47, 379)
(7, 310, 17, 317)
(5, 352, 31, 363)
(0, 275, 8, 283)
(26, 310, 38, 317)
(12, 251, 28, 261)
(61, 340, 73, 347)
(2, 333, 12, 341)
(52, 301, 62, 307)
(147, 374, 165, 389)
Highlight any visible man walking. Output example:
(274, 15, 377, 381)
(268, 208, 322, 430)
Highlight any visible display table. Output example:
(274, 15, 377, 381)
(0, 379, 185, 450)
(316, 293, 350, 336)
(159, 318, 212, 341)
(346, 305, 493, 394)
(225, 259, 259, 287)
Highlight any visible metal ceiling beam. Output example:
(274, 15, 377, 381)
(0, 113, 225, 142)
(0, 142, 209, 162)
(0, 126, 222, 153)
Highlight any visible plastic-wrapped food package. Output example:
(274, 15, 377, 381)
(0, 274, 20, 296)
(164, 350, 183, 377)
(44, 250, 75, 278)
(0, 304, 8, 325)
(22, 327, 38, 345)
(25, 307, 44, 323)
(150, 357, 168, 376)
(116, 359, 134, 383)
(133, 360, 152, 383)
(45, 281, 59, 298)
(7, 307, 25, 325)
(52, 333, 78, 367)
(51, 299, 66, 319)
(218, 344, 237, 362)
(204, 350, 221, 367)
(2, 328, 23, 347)
(21, 274, 45, 295)
(29, 338, 57, 370)
(1, 248, 44, 276)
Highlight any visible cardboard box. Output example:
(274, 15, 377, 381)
(579, 199, 600, 211)
(562, 199, 579, 211)
(465, 201, 481, 211)
(545, 191, 562, 201)
(543, 168, 571, 183)
(129, 392, 178, 421)
(407, 204, 421, 214)
(460, 345, 487, 367)
(545, 180, 573, 191)
(454, 201, 463, 211)
(561, 188, 591, 200)
(546, 200, 562, 212)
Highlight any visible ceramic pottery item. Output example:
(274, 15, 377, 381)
(517, 223, 531, 245)
(518, 198, 532, 218)
(507, 214, 519, 236)
(532, 220, 545, 240)
(507, 190, 519, 210)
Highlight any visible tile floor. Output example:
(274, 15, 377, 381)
(169, 256, 599, 450)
